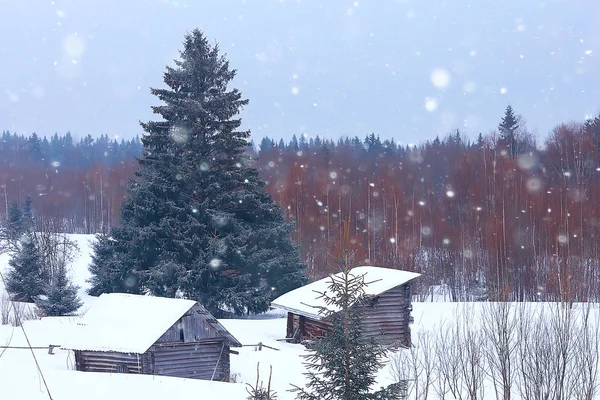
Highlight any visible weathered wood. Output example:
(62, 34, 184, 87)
(182, 311, 219, 341)
(288, 282, 415, 346)
(153, 340, 230, 381)
(75, 350, 144, 374)
(156, 322, 182, 343)
(73, 300, 240, 381)
(286, 312, 294, 339)
(358, 283, 413, 345)
(303, 317, 332, 339)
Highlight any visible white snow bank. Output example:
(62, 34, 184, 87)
(2, 367, 247, 400)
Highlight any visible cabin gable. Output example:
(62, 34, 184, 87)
(156, 304, 220, 344)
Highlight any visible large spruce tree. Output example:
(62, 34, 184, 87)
(88, 29, 306, 316)
(87, 232, 136, 295)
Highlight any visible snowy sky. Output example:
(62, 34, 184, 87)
(1, 0, 599, 144)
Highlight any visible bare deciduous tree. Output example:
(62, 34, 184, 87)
(434, 321, 462, 399)
(0, 292, 10, 325)
(389, 302, 600, 400)
(571, 303, 600, 400)
(9, 302, 39, 327)
(457, 317, 486, 400)
(34, 216, 78, 284)
(481, 302, 517, 400)
(389, 331, 434, 400)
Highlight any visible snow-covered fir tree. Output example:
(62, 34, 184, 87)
(291, 234, 400, 400)
(0, 199, 31, 253)
(5, 231, 48, 302)
(87, 232, 136, 296)
(36, 264, 82, 316)
(498, 105, 519, 159)
(88, 29, 306, 316)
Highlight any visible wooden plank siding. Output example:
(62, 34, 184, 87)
(359, 284, 412, 346)
(287, 312, 294, 338)
(156, 322, 182, 343)
(182, 311, 220, 342)
(289, 282, 414, 346)
(303, 316, 332, 339)
(151, 339, 230, 381)
(74, 350, 146, 374)
(155, 304, 221, 344)
(74, 340, 232, 381)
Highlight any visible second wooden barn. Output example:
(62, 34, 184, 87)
(64, 293, 241, 381)
(271, 266, 420, 347)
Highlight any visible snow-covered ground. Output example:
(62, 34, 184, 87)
(2, 234, 599, 399)
(0, 234, 386, 399)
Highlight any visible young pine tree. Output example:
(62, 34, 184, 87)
(5, 232, 47, 302)
(89, 29, 306, 316)
(0, 201, 26, 253)
(36, 264, 82, 316)
(498, 105, 520, 159)
(291, 221, 400, 400)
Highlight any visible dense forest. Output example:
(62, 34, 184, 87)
(0, 131, 141, 233)
(2, 107, 600, 302)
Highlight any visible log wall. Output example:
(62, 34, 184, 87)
(74, 350, 148, 374)
(290, 282, 414, 346)
(151, 339, 230, 381)
(74, 339, 231, 381)
(360, 283, 412, 346)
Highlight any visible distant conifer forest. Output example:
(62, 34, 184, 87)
(3, 108, 600, 301)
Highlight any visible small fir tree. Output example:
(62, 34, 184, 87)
(22, 196, 34, 230)
(5, 232, 47, 302)
(1, 197, 35, 254)
(584, 114, 600, 150)
(0, 201, 26, 253)
(498, 105, 520, 158)
(291, 220, 400, 400)
(36, 264, 82, 316)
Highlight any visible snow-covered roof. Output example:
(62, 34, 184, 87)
(271, 266, 420, 320)
(64, 293, 240, 353)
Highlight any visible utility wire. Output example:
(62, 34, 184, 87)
(0, 345, 60, 350)
(0, 268, 54, 400)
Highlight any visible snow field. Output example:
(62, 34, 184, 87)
(2, 234, 600, 399)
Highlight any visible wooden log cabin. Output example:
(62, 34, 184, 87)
(271, 266, 420, 347)
(64, 293, 241, 381)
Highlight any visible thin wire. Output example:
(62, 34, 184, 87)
(0, 268, 54, 400)
(0, 345, 60, 350)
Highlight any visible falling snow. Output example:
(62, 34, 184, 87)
(425, 97, 439, 112)
(430, 68, 451, 89)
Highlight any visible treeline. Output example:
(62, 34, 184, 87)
(0, 131, 141, 232)
(3, 107, 600, 301)
(258, 108, 600, 302)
